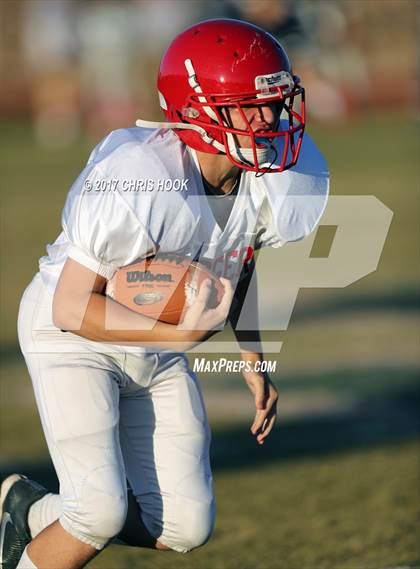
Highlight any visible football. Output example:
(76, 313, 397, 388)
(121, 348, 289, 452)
(106, 254, 224, 324)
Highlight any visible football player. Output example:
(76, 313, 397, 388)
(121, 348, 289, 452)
(1, 18, 328, 569)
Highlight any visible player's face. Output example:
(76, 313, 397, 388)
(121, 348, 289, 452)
(222, 102, 282, 148)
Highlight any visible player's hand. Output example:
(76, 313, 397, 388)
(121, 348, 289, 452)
(179, 277, 233, 340)
(242, 371, 278, 445)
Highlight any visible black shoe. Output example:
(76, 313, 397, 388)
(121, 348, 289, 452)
(0, 474, 48, 569)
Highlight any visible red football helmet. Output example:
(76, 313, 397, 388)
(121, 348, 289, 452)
(137, 19, 305, 174)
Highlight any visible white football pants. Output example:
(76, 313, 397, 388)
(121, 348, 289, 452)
(17, 274, 215, 552)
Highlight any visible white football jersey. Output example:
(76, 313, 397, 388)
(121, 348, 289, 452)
(39, 126, 329, 297)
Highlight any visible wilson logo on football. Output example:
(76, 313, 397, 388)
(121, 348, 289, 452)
(126, 271, 173, 283)
(133, 292, 165, 306)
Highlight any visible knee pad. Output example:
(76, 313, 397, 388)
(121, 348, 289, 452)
(61, 465, 128, 549)
(173, 492, 216, 553)
(167, 471, 215, 553)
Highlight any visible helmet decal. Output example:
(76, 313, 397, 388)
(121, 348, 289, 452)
(255, 71, 295, 97)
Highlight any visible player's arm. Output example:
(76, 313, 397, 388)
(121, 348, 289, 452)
(53, 258, 232, 351)
(229, 260, 278, 445)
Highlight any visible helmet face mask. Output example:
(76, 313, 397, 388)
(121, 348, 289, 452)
(137, 19, 306, 174)
(181, 81, 305, 173)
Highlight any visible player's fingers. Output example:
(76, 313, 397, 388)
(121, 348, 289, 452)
(263, 405, 277, 431)
(204, 278, 233, 329)
(251, 408, 268, 434)
(216, 278, 234, 315)
(181, 280, 213, 329)
(251, 389, 277, 434)
(257, 412, 277, 444)
(194, 279, 212, 309)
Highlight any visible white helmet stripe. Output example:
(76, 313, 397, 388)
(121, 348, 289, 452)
(184, 59, 219, 123)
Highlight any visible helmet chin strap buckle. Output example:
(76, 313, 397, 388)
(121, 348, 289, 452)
(182, 107, 200, 119)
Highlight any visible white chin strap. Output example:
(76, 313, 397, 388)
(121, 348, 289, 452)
(135, 117, 275, 167)
(231, 140, 276, 166)
(135, 58, 276, 168)
(135, 117, 224, 153)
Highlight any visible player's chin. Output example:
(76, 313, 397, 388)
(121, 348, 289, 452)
(238, 135, 270, 149)
(233, 137, 252, 149)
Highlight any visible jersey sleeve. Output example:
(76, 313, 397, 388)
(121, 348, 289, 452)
(62, 163, 155, 279)
(255, 131, 329, 248)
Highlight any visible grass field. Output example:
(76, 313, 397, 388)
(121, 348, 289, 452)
(91, 441, 420, 569)
(1, 113, 419, 567)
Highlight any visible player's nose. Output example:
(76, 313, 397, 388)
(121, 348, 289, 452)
(254, 105, 275, 128)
